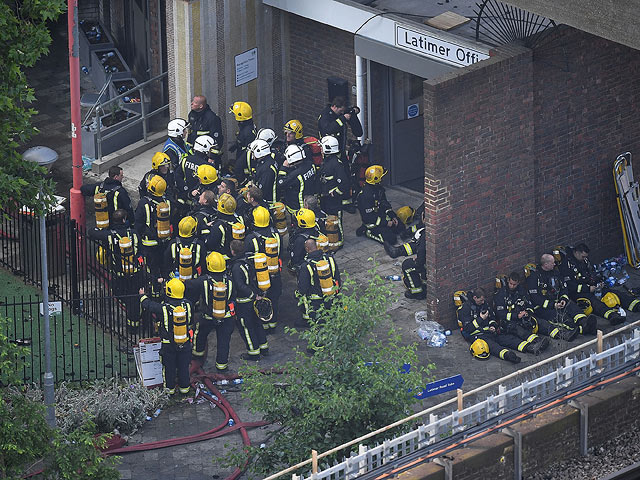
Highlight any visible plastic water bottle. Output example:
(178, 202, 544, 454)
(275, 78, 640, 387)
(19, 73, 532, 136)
(232, 378, 244, 385)
(81, 66, 89, 74)
(618, 271, 630, 285)
(427, 331, 446, 347)
(153, 408, 161, 417)
(228, 419, 235, 427)
(606, 276, 616, 287)
(444, 330, 452, 336)
(385, 275, 402, 281)
(218, 379, 229, 385)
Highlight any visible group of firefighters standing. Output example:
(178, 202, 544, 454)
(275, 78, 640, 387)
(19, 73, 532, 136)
(83, 95, 423, 394)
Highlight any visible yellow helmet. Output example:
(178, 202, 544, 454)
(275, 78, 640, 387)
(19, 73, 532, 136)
(96, 246, 107, 265)
(178, 216, 197, 238)
(166, 278, 185, 299)
(230, 101, 253, 121)
(147, 175, 167, 196)
(252, 206, 271, 228)
(152, 151, 170, 170)
(296, 208, 316, 228)
(396, 206, 415, 225)
(217, 193, 237, 215)
(577, 298, 593, 316)
(470, 339, 490, 360)
(365, 165, 386, 185)
(196, 164, 218, 185)
(206, 251, 226, 273)
(283, 119, 303, 139)
(602, 292, 621, 308)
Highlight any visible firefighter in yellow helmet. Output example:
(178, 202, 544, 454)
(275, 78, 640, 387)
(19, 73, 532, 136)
(162, 216, 205, 281)
(229, 101, 257, 185)
(138, 151, 175, 201)
(184, 252, 235, 372)
(356, 165, 405, 245)
(205, 193, 244, 259)
(287, 208, 320, 272)
(140, 278, 194, 395)
(189, 163, 219, 203)
(559, 243, 640, 324)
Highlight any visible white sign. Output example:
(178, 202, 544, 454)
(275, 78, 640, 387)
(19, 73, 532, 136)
(407, 103, 420, 119)
(134, 338, 164, 388)
(234, 48, 258, 87)
(395, 24, 489, 67)
(39, 301, 62, 316)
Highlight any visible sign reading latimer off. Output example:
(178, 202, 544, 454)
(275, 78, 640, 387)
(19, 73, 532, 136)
(395, 24, 490, 67)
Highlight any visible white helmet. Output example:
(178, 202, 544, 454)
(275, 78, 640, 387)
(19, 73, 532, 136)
(284, 144, 306, 165)
(320, 135, 340, 155)
(168, 118, 188, 137)
(250, 139, 271, 159)
(193, 135, 216, 154)
(256, 128, 277, 146)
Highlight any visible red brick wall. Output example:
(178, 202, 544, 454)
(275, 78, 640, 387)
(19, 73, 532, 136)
(288, 14, 356, 137)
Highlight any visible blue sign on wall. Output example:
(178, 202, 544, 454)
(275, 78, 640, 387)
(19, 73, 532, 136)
(414, 374, 464, 399)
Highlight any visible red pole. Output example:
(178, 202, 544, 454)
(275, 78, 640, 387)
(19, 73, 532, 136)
(68, 0, 86, 229)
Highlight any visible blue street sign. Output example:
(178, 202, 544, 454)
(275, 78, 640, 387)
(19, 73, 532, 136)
(414, 374, 464, 399)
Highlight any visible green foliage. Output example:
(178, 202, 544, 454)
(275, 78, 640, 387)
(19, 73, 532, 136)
(0, 0, 65, 213)
(232, 265, 435, 477)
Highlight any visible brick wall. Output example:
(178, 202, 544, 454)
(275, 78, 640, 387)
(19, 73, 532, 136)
(288, 14, 356, 137)
(79, 0, 100, 21)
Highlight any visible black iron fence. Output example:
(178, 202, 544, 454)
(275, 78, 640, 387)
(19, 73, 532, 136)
(0, 209, 157, 383)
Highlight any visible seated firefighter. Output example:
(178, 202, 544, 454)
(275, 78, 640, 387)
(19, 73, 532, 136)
(526, 254, 597, 336)
(456, 288, 522, 363)
(495, 271, 578, 342)
(558, 243, 639, 325)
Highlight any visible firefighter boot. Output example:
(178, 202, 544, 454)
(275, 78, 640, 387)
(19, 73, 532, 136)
(580, 315, 598, 335)
(384, 241, 405, 259)
(530, 336, 550, 355)
(504, 350, 521, 364)
(607, 312, 625, 326)
(556, 326, 580, 342)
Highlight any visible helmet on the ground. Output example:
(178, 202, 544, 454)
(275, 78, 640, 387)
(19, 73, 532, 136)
(166, 278, 185, 299)
(577, 298, 593, 316)
(283, 119, 303, 139)
(365, 165, 386, 185)
(167, 118, 188, 137)
(206, 251, 226, 273)
(217, 193, 236, 215)
(196, 164, 218, 185)
(250, 139, 271, 159)
(296, 208, 316, 228)
(256, 128, 277, 146)
(230, 101, 253, 121)
(147, 175, 167, 196)
(152, 152, 170, 170)
(284, 144, 306, 165)
(320, 135, 340, 155)
(470, 339, 490, 360)
(178, 216, 197, 238)
(252, 206, 271, 228)
(193, 135, 216, 154)
(602, 292, 621, 308)
(396, 206, 415, 225)
(254, 297, 273, 323)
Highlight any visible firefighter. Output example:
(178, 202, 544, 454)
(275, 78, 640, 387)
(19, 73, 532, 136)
(229, 240, 268, 361)
(303, 196, 327, 236)
(89, 209, 142, 334)
(357, 165, 404, 244)
(245, 206, 282, 333)
(187, 95, 223, 148)
(526, 254, 597, 336)
(277, 144, 317, 215)
(283, 119, 312, 159)
(229, 101, 257, 186)
(243, 186, 270, 228)
(288, 208, 320, 272)
(135, 175, 174, 281)
(139, 279, 193, 395)
(457, 288, 522, 363)
(164, 118, 190, 171)
(192, 190, 218, 237)
(205, 193, 244, 259)
(559, 243, 637, 325)
(138, 152, 175, 201)
(319, 136, 347, 247)
(252, 139, 278, 205)
(185, 252, 235, 372)
(495, 271, 578, 342)
(295, 238, 340, 328)
(190, 164, 219, 203)
(176, 135, 217, 215)
(317, 96, 363, 160)
(81, 165, 135, 227)
(162, 216, 205, 281)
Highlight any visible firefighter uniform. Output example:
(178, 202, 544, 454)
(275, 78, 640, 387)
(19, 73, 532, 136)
(229, 102, 257, 185)
(401, 228, 427, 300)
(255, 153, 279, 205)
(526, 265, 597, 335)
(357, 181, 404, 245)
(559, 246, 636, 324)
(229, 253, 268, 360)
(187, 104, 223, 147)
(163, 236, 205, 281)
(176, 150, 208, 213)
(140, 280, 193, 394)
(296, 249, 341, 327)
(134, 185, 173, 281)
(277, 154, 317, 214)
(457, 300, 521, 363)
(191, 203, 218, 238)
(205, 194, 244, 259)
(81, 176, 135, 227)
(163, 136, 189, 172)
(317, 105, 363, 158)
(319, 150, 347, 247)
(289, 224, 321, 271)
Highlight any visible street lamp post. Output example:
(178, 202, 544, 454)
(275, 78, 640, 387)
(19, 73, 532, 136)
(22, 146, 58, 427)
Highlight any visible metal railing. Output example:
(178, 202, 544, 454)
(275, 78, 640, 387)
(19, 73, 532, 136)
(272, 324, 640, 480)
(85, 71, 169, 161)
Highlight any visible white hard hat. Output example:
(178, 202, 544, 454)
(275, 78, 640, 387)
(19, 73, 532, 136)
(250, 139, 271, 159)
(320, 135, 340, 155)
(256, 128, 277, 146)
(193, 135, 216, 154)
(168, 118, 188, 137)
(284, 144, 306, 165)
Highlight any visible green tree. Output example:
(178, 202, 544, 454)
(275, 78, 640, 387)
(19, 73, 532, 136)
(234, 266, 435, 477)
(0, 317, 120, 479)
(0, 0, 66, 212)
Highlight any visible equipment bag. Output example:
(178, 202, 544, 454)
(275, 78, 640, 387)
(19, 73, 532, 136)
(94, 192, 110, 229)
(156, 201, 171, 240)
(212, 281, 227, 319)
(179, 246, 193, 280)
(172, 305, 188, 344)
(303, 136, 323, 167)
(315, 258, 335, 296)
